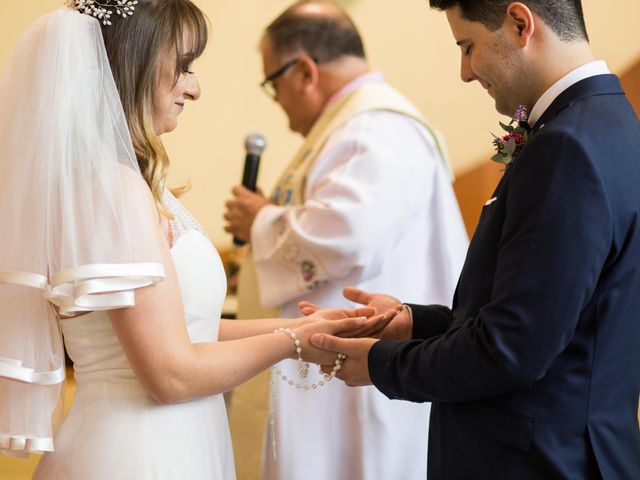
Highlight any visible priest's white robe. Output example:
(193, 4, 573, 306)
(251, 77, 468, 480)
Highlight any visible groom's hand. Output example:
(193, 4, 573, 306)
(293, 309, 372, 365)
(342, 287, 413, 340)
(299, 287, 412, 341)
(298, 302, 397, 339)
(298, 287, 400, 317)
(310, 334, 377, 386)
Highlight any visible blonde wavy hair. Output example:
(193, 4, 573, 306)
(99, 0, 208, 216)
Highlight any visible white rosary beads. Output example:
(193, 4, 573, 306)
(271, 327, 346, 389)
(269, 327, 347, 459)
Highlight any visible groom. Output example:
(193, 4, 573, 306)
(308, 1, 640, 478)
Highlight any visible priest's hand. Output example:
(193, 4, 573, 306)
(223, 186, 270, 243)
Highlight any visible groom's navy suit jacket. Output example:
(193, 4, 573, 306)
(370, 74, 640, 479)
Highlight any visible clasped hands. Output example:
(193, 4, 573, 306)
(293, 287, 413, 387)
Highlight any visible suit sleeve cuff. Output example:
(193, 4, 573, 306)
(368, 340, 404, 399)
(406, 303, 453, 339)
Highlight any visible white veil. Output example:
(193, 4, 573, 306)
(0, 8, 165, 456)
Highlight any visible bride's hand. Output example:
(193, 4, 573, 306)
(291, 312, 369, 365)
(296, 305, 375, 324)
(295, 304, 396, 340)
(297, 288, 404, 340)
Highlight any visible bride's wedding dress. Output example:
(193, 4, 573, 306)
(34, 192, 236, 479)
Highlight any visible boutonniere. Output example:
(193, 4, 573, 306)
(491, 105, 532, 167)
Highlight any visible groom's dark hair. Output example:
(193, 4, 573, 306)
(429, 0, 588, 42)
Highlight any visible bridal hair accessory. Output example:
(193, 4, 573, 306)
(491, 104, 533, 168)
(269, 327, 347, 459)
(65, 0, 138, 25)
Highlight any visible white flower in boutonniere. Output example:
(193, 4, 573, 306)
(491, 105, 533, 168)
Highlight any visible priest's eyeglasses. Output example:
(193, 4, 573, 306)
(260, 57, 318, 99)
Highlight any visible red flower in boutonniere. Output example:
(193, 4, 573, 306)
(491, 105, 533, 167)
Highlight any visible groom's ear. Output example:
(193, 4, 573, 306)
(505, 2, 535, 48)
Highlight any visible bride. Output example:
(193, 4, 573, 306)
(0, 1, 386, 478)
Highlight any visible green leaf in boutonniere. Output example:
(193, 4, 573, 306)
(491, 105, 533, 168)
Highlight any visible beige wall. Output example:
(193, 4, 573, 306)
(1, 1, 639, 248)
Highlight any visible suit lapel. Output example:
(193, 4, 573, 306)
(533, 74, 624, 132)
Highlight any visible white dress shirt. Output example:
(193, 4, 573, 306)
(528, 60, 610, 127)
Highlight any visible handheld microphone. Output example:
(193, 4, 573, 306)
(234, 133, 267, 246)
